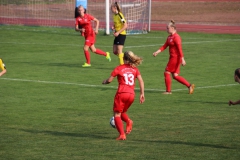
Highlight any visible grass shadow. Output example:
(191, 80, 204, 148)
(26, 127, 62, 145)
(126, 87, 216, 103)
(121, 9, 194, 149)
(178, 99, 227, 105)
(19, 128, 110, 139)
(135, 139, 234, 149)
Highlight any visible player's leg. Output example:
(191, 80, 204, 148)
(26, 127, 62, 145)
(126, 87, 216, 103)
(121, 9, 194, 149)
(90, 44, 106, 56)
(117, 45, 124, 65)
(173, 73, 190, 87)
(113, 44, 118, 55)
(163, 59, 177, 94)
(114, 112, 126, 140)
(121, 93, 135, 134)
(113, 93, 126, 140)
(163, 71, 172, 94)
(113, 35, 126, 65)
(82, 44, 91, 67)
(90, 44, 111, 62)
(113, 44, 123, 64)
(173, 73, 195, 94)
(113, 44, 124, 65)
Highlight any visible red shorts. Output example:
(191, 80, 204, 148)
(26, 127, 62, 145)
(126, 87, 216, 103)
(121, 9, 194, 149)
(165, 57, 181, 74)
(113, 93, 135, 113)
(84, 35, 95, 47)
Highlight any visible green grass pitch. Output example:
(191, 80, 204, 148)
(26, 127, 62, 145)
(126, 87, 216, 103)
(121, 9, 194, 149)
(0, 25, 240, 159)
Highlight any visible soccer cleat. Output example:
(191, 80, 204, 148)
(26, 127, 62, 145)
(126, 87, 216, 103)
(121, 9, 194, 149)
(82, 63, 91, 67)
(189, 84, 195, 94)
(162, 92, 172, 95)
(106, 52, 111, 62)
(126, 119, 133, 135)
(116, 134, 126, 140)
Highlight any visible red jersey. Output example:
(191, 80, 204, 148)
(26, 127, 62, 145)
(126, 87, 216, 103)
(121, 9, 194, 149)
(160, 33, 184, 59)
(111, 64, 141, 94)
(75, 14, 95, 38)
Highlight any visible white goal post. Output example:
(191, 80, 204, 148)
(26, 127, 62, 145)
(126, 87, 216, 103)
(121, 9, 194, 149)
(105, 0, 151, 35)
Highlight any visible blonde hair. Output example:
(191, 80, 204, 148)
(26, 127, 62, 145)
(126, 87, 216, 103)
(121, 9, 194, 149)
(168, 20, 176, 29)
(112, 2, 121, 13)
(124, 51, 143, 67)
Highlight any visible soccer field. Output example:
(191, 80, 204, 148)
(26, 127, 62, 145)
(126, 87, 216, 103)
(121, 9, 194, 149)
(0, 25, 240, 159)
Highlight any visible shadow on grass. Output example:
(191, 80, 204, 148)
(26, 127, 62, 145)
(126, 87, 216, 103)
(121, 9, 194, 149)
(135, 139, 234, 149)
(19, 128, 110, 139)
(11, 61, 81, 68)
(19, 129, 234, 149)
(47, 63, 113, 69)
(178, 99, 227, 105)
(11, 61, 114, 70)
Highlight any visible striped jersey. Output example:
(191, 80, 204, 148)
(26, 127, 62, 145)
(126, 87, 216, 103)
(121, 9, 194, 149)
(113, 12, 126, 35)
(0, 58, 6, 71)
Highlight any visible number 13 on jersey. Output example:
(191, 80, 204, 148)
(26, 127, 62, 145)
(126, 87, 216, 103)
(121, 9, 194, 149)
(123, 73, 134, 86)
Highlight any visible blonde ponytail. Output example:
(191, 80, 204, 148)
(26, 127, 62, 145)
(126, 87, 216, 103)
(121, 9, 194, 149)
(168, 19, 176, 29)
(124, 51, 143, 67)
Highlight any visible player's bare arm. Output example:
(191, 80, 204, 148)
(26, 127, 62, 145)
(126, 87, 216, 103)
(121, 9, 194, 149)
(182, 57, 186, 66)
(93, 18, 99, 34)
(75, 25, 85, 32)
(102, 76, 114, 84)
(153, 49, 161, 57)
(137, 75, 145, 104)
(0, 69, 6, 76)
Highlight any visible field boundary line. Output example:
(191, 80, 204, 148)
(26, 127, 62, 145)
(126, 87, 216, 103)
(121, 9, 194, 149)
(1, 39, 240, 49)
(0, 77, 237, 92)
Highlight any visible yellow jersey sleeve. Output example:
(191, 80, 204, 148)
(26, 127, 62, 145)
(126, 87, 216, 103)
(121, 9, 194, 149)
(0, 59, 6, 71)
(113, 12, 126, 35)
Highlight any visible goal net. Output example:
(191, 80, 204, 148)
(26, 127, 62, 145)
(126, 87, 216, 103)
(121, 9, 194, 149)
(88, 0, 151, 35)
(0, 0, 75, 27)
(0, 0, 151, 34)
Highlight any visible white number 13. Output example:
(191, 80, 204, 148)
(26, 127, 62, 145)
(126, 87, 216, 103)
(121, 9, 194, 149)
(123, 73, 134, 86)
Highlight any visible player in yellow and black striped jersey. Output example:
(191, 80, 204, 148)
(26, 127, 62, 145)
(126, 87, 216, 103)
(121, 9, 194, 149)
(111, 2, 128, 65)
(0, 58, 7, 76)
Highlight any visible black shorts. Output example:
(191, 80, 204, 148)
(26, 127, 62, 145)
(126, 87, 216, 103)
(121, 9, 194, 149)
(113, 34, 126, 45)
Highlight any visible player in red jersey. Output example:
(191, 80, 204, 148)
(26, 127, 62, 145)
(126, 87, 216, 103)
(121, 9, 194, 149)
(75, 5, 111, 67)
(229, 68, 240, 106)
(153, 20, 195, 94)
(102, 51, 145, 140)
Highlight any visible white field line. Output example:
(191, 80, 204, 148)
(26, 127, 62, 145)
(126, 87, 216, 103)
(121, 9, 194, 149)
(1, 39, 240, 49)
(0, 42, 80, 47)
(0, 27, 211, 39)
(1, 26, 240, 46)
(0, 27, 234, 40)
(125, 39, 240, 48)
(0, 77, 237, 92)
